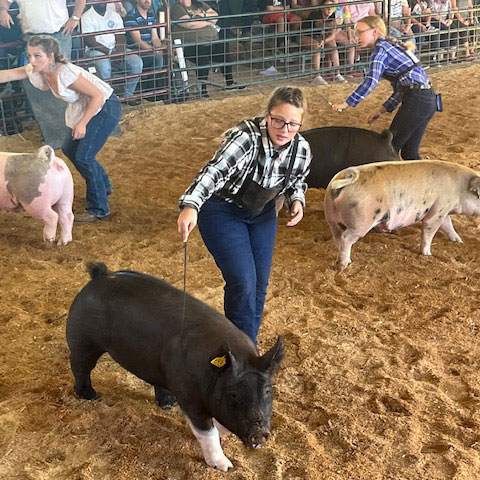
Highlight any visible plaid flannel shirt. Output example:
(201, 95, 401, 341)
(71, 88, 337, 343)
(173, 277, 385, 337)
(179, 117, 312, 212)
(346, 38, 431, 112)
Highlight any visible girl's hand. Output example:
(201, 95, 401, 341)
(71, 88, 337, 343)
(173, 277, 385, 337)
(367, 108, 384, 125)
(177, 206, 198, 242)
(72, 122, 87, 140)
(332, 101, 349, 113)
(286, 200, 304, 227)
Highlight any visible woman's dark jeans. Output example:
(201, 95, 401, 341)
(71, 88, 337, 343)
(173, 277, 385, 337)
(62, 94, 122, 218)
(198, 196, 278, 343)
(183, 36, 234, 87)
(389, 88, 436, 160)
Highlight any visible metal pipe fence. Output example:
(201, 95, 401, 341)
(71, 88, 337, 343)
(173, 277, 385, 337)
(0, 0, 479, 135)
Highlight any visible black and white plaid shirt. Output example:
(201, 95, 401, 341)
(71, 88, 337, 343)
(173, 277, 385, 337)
(179, 117, 312, 211)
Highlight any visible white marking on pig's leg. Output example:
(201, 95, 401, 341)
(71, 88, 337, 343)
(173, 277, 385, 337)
(421, 217, 444, 255)
(185, 416, 234, 472)
(213, 418, 232, 438)
(439, 216, 463, 244)
(337, 229, 359, 270)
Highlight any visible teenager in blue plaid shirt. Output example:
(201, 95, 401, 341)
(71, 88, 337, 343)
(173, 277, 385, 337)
(332, 15, 437, 160)
(177, 87, 312, 344)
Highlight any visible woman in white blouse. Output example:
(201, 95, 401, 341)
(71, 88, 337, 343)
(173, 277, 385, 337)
(0, 35, 121, 222)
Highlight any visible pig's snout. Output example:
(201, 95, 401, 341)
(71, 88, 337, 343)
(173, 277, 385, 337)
(248, 424, 270, 448)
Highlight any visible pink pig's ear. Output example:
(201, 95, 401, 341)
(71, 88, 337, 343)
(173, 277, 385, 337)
(469, 176, 480, 198)
(37, 145, 54, 163)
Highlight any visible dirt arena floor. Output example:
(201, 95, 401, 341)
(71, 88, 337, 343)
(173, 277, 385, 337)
(1, 64, 480, 480)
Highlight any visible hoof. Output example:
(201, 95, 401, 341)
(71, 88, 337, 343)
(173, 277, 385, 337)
(157, 395, 178, 410)
(155, 387, 177, 410)
(74, 386, 98, 400)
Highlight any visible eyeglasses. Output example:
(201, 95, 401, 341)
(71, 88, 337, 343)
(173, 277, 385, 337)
(268, 114, 302, 132)
(354, 27, 374, 37)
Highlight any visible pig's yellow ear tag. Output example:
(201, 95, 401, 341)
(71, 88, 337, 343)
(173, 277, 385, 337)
(211, 355, 227, 368)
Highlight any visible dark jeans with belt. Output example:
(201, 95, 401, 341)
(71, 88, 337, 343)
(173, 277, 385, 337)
(389, 88, 436, 160)
(62, 94, 122, 218)
(197, 196, 278, 343)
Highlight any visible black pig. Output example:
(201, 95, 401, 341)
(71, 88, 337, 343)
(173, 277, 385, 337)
(303, 126, 398, 188)
(66, 263, 285, 471)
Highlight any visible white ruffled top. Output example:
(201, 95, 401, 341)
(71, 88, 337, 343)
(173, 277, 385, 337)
(26, 63, 114, 129)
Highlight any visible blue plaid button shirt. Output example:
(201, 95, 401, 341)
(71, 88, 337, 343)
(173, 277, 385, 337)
(346, 38, 431, 113)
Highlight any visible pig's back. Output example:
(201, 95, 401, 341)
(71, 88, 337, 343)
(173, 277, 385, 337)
(66, 271, 252, 385)
(329, 160, 474, 198)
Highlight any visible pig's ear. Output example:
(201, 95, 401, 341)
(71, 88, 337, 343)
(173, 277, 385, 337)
(380, 129, 393, 144)
(469, 176, 480, 198)
(209, 351, 241, 377)
(256, 336, 285, 374)
(38, 145, 54, 163)
(227, 351, 241, 377)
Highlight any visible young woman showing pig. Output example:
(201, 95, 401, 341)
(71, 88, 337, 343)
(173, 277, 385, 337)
(332, 15, 437, 160)
(0, 35, 121, 222)
(177, 86, 312, 344)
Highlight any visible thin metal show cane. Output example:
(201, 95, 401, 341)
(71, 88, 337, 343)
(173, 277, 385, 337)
(182, 240, 187, 324)
(180, 240, 188, 355)
(318, 93, 343, 112)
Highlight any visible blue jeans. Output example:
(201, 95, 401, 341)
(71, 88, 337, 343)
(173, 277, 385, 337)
(198, 196, 278, 343)
(62, 95, 122, 218)
(86, 49, 143, 97)
(389, 88, 436, 160)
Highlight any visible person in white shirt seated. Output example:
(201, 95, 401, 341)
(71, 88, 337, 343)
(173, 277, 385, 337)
(81, 1, 143, 105)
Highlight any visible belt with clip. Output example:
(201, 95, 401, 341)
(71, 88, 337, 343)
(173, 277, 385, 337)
(401, 83, 432, 91)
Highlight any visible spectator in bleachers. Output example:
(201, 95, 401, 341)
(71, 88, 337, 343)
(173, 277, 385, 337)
(110, 2, 127, 16)
(409, 0, 441, 55)
(125, 0, 164, 67)
(0, 1, 23, 134)
(451, 0, 475, 59)
(81, 1, 143, 106)
(330, 0, 356, 74)
(0, 0, 86, 60)
(170, 0, 244, 98)
(219, 0, 257, 38)
(124, 0, 165, 97)
(349, 0, 380, 23)
(0, 35, 121, 221)
(292, 0, 319, 21)
(429, 0, 458, 60)
(262, 0, 303, 46)
(123, 0, 162, 17)
(304, 0, 352, 82)
(0, 1, 21, 70)
(385, 0, 419, 50)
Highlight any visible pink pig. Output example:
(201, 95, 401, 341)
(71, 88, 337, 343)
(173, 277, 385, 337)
(324, 160, 480, 271)
(0, 145, 74, 245)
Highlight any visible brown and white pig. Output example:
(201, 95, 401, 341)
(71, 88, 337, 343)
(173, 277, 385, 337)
(324, 160, 480, 270)
(0, 145, 74, 245)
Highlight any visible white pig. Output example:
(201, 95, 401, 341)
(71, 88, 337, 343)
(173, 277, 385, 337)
(324, 160, 480, 270)
(0, 145, 74, 245)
